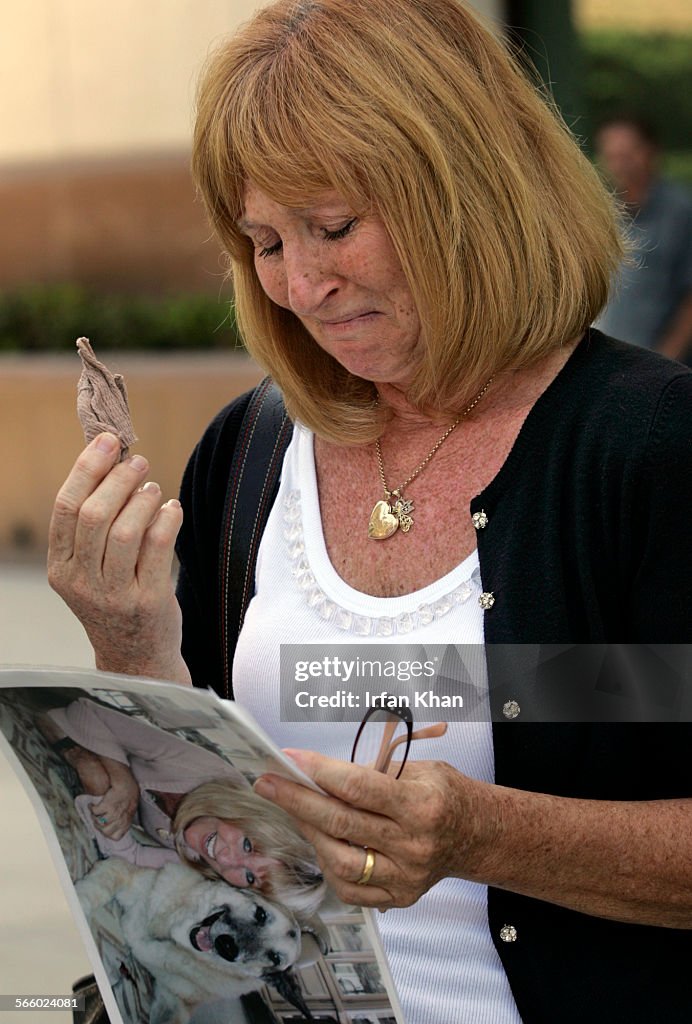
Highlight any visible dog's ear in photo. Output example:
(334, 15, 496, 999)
(299, 917, 330, 960)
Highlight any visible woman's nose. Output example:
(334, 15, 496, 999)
(284, 245, 339, 316)
(214, 842, 232, 865)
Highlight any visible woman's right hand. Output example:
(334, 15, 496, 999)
(48, 432, 191, 685)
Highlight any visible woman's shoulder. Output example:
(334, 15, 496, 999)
(579, 328, 690, 388)
(193, 386, 263, 461)
(184, 378, 290, 482)
(510, 329, 691, 491)
(556, 329, 691, 433)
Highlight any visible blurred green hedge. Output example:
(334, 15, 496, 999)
(0, 285, 243, 352)
(582, 30, 692, 187)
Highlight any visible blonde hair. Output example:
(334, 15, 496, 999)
(193, 0, 624, 443)
(173, 779, 326, 919)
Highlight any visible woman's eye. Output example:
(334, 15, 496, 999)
(258, 240, 282, 259)
(243, 836, 253, 854)
(324, 218, 357, 241)
(255, 218, 356, 258)
(246, 870, 256, 886)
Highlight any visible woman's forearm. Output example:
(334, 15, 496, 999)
(468, 782, 692, 928)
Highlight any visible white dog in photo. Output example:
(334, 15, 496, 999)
(76, 858, 308, 1024)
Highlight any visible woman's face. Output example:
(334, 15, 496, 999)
(183, 816, 282, 890)
(239, 184, 423, 387)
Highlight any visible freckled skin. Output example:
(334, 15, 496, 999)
(242, 183, 423, 387)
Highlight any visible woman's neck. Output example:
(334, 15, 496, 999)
(375, 382, 448, 430)
(375, 337, 580, 437)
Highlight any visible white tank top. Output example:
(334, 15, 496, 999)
(233, 423, 522, 1024)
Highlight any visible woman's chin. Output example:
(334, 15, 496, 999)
(322, 346, 416, 386)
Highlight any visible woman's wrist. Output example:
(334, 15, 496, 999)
(94, 650, 192, 687)
(444, 770, 509, 883)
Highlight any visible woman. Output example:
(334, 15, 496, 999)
(173, 779, 327, 918)
(48, 0, 692, 1021)
(45, 699, 325, 915)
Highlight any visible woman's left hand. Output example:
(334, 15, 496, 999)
(257, 749, 692, 927)
(89, 758, 141, 841)
(254, 749, 496, 909)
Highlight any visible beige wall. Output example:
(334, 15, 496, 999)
(0, 1, 258, 167)
(0, 2, 260, 292)
(0, 153, 226, 293)
(2, 1, 506, 169)
(472, 0, 505, 24)
(575, 0, 692, 31)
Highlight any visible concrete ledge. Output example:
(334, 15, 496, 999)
(0, 351, 264, 556)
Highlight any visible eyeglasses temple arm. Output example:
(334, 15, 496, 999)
(380, 721, 447, 773)
(374, 719, 401, 773)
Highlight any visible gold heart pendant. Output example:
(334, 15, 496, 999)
(368, 500, 399, 540)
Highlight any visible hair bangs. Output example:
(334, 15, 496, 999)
(197, 20, 379, 264)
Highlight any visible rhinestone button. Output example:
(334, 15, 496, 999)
(500, 924, 518, 943)
(478, 592, 495, 610)
(503, 700, 521, 720)
(472, 509, 489, 530)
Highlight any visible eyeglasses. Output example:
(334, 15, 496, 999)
(350, 703, 447, 779)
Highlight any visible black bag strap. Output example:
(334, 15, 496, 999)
(219, 376, 292, 699)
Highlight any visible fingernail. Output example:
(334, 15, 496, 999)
(94, 433, 119, 454)
(253, 777, 276, 799)
(163, 498, 181, 509)
(129, 455, 148, 471)
(139, 481, 160, 493)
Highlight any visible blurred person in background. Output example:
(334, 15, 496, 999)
(594, 115, 692, 362)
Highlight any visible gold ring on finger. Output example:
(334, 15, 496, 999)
(356, 847, 376, 886)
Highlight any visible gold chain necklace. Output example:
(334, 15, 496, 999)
(368, 377, 493, 540)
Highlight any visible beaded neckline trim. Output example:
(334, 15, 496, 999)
(282, 490, 481, 637)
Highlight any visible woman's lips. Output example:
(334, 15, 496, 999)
(320, 312, 379, 330)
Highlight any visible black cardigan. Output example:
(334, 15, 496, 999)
(176, 331, 692, 1023)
